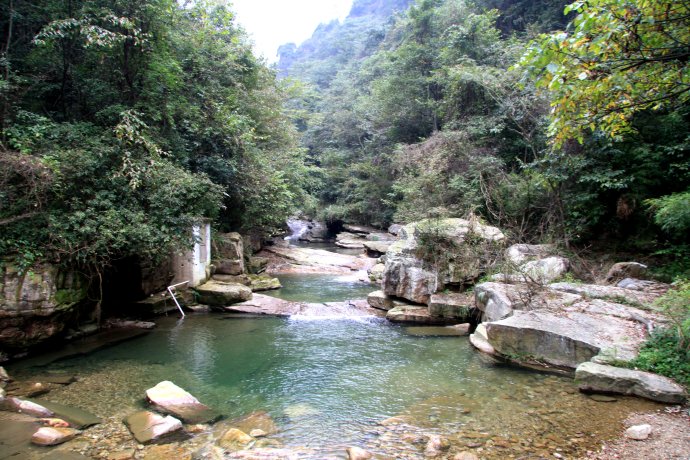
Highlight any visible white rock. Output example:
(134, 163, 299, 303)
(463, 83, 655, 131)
(625, 424, 652, 440)
(346, 446, 373, 460)
(31, 426, 79, 446)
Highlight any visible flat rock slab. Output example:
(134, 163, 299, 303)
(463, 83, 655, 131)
(194, 281, 252, 307)
(146, 381, 221, 424)
(486, 310, 645, 369)
(30, 399, 102, 429)
(576, 362, 687, 404)
(31, 426, 79, 446)
(403, 326, 469, 337)
(124, 410, 184, 444)
(1, 397, 54, 417)
(386, 305, 457, 325)
(226, 294, 303, 317)
(261, 245, 375, 274)
(549, 282, 660, 307)
(429, 292, 473, 319)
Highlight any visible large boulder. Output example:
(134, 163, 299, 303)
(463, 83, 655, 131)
(124, 411, 184, 444)
(194, 281, 252, 307)
(213, 233, 245, 276)
(505, 244, 556, 265)
(363, 241, 394, 257)
(473, 282, 530, 322)
(486, 310, 645, 369)
(0, 262, 86, 353)
(475, 281, 581, 322)
(491, 256, 569, 285)
(606, 262, 648, 283)
(145, 381, 221, 424)
(575, 362, 686, 404)
(382, 219, 505, 304)
(367, 290, 407, 311)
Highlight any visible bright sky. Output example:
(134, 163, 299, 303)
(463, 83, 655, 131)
(231, 0, 354, 62)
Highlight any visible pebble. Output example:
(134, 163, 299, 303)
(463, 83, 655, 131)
(625, 424, 652, 440)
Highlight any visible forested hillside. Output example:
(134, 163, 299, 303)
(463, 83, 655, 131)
(283, 0, 690, 279)
(1, 0, 307, 275)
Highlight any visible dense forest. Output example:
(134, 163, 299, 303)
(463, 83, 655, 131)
(1, 0, 689, 279)
(280, 0, 690, 280)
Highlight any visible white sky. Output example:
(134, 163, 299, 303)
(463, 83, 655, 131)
(231, 0, 354, 62)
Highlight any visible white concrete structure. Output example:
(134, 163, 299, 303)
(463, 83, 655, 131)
(172, 221, 212, 287)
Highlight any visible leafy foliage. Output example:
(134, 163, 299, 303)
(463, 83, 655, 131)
(0, 0, 305, 278)
(518, 0, 690, 144)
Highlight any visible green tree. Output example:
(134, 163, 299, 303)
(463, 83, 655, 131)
(518, 0, 690, 144)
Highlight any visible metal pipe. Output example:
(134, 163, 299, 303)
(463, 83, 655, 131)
(167, 281, 189, 318)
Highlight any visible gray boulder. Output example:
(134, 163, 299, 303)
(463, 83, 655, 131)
(382, 218, 505, 304)
(474, 282, 529, 322)
(486, 310, 644, 369)
(492, 255, 569, 285)
(366, 290, 406, 311)
(575, 362, 686, 404)
(362, 240, 394, 257)
(606, 262, 648, 283)
(146, 381, 221, 424)
(505, 244, 556, 265)
(213, 232, 245, 275)
(195, 281, 252, 307)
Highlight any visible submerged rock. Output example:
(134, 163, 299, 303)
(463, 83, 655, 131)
(31, 399, 102, 429)
(217, 428, 253, 450)
(31, 426, 79, 446)
(124, 411, 184, 444)
(145, 381, 221, 424)
(2, 397, 54, 417)
(226, 411, 278, 436)
(575, 362, 687, 403)
(194, 281, 252, 307)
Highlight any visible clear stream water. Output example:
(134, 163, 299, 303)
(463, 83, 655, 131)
(7, 256, 663, 459)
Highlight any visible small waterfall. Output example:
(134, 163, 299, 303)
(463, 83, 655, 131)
(285, 218, 309, 241)
(289, 301, 378, 322)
